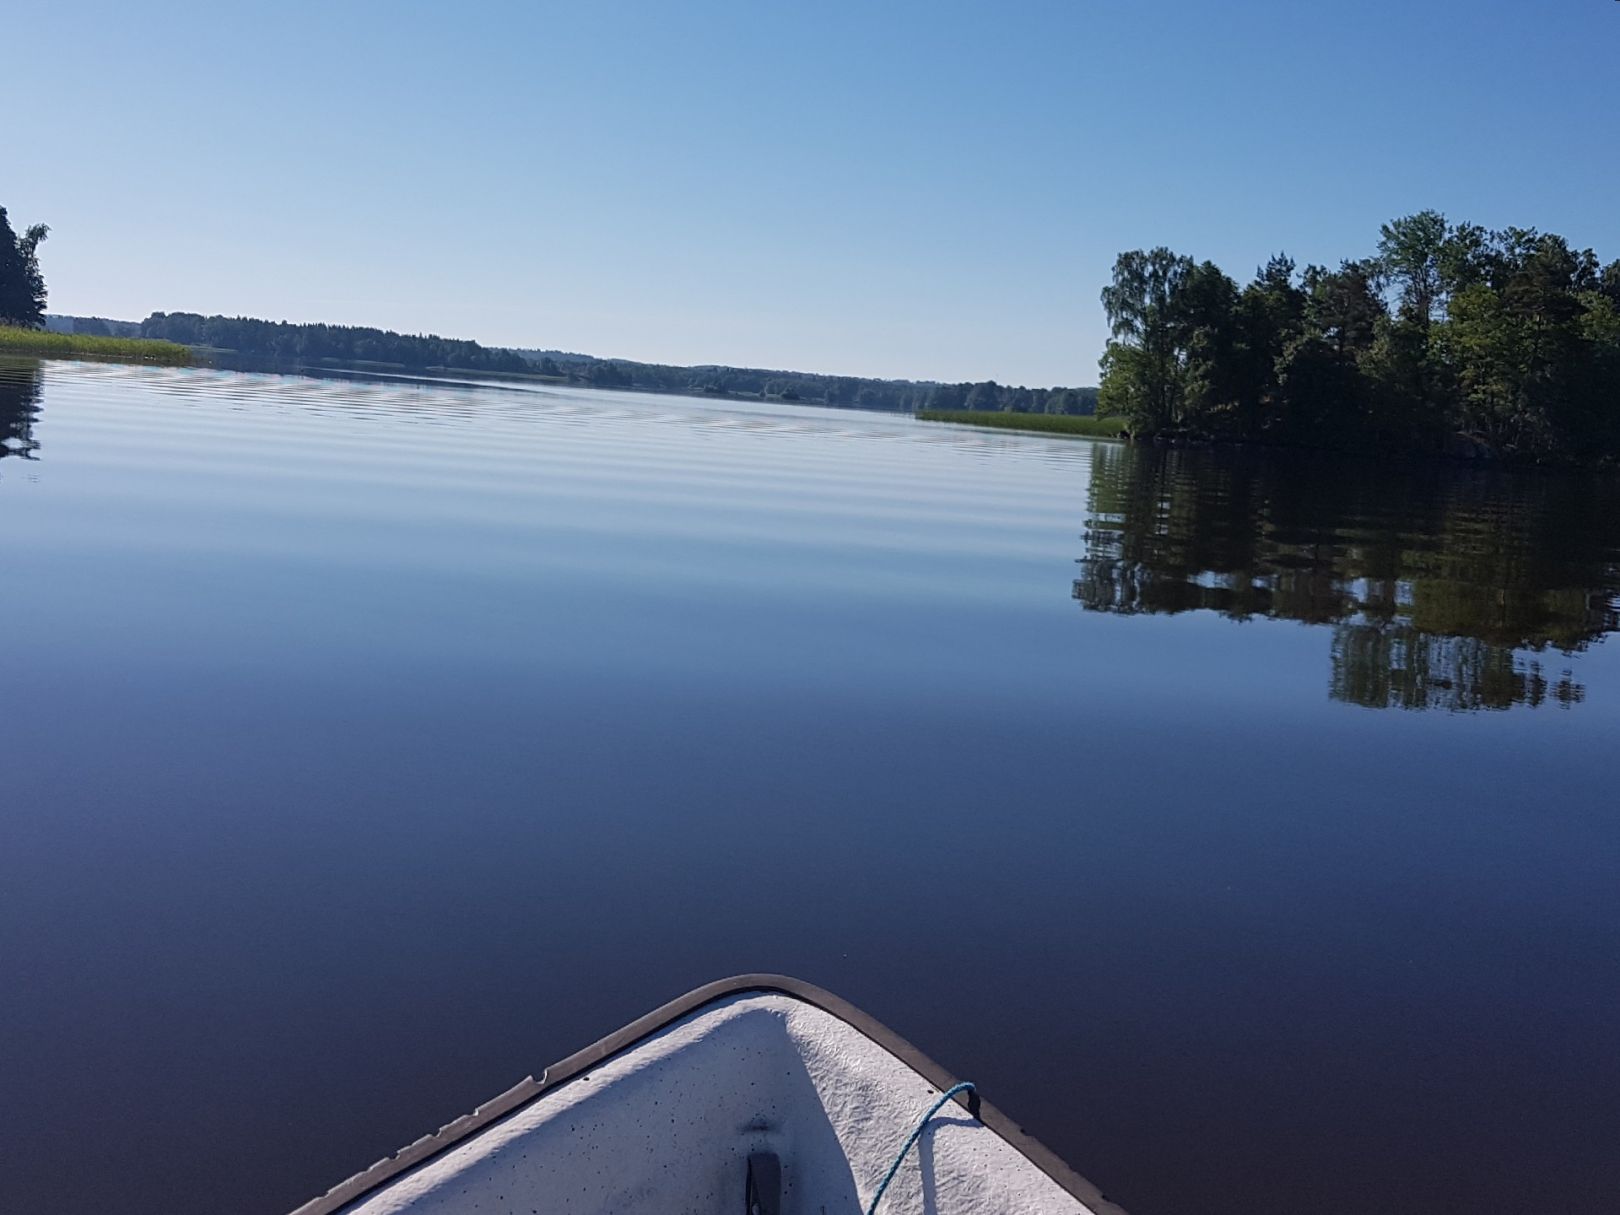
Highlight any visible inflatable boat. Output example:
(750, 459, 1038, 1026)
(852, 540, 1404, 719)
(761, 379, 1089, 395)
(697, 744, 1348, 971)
(289, 975, 1127, 1215)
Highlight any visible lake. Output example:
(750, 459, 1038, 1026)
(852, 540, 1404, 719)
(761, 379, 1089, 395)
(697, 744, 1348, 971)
(2, 358, 1617, 1215)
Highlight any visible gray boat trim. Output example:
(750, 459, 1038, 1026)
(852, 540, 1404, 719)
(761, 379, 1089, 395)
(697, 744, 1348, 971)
(288, 972, 1130, 1215)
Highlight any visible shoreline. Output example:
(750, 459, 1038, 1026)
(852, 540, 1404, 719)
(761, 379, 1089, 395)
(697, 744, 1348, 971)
(920, 407, 1620, 474)
(915, 408, 1127, 440)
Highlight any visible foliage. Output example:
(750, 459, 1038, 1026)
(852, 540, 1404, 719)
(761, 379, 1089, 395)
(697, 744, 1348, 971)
(0, 207, 49, 328)
(1097, 248, 1198, 431)
(1097, 215, 1620, 462)
(916, 409, 1127, 437)
(0, 325, 191, 363)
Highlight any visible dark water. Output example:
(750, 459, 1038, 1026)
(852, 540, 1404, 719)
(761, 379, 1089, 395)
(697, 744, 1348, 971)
(2, 359, 1617, 1215)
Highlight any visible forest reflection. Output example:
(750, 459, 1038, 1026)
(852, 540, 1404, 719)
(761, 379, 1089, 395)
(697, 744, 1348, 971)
(0, 360, 43, 461)
(1074, 442, 1620, 711)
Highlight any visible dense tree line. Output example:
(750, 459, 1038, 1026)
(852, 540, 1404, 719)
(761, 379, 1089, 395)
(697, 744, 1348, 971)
(510, 347, 1099, 414)
(45, 315, 143, 338)
(0, 207, 49, 328)
(139, 312, 532, 374)
(1098, 213, 1620, 462)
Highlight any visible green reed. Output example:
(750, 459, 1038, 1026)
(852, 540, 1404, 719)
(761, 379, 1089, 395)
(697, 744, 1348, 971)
(0, 325, 193, 364)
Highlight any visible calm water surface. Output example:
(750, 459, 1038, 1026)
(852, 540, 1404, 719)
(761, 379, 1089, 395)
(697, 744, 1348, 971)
(2, 359, 1618, 1215)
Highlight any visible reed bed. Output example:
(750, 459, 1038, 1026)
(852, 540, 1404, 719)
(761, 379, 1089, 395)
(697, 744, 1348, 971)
(0, 326, 193, 364)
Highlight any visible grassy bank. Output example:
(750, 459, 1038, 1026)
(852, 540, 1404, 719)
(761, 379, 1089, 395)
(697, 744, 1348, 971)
(916, 409, 1127, 438)
(0, 325, 193, 364)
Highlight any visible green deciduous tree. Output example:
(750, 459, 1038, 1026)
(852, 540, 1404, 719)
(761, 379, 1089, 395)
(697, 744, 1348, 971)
(0, 206, 49, 328)
(1378, 210, 1448, 325)
(1230, 255, 1306, 435)
(1095, 214, 1620, 461)
(964, 380, 1002, 411)
(1098, 248, 1197, 432)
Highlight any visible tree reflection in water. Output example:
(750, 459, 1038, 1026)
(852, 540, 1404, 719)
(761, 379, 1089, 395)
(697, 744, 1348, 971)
(1074, 442, 1620, 710)
(0, 359, 44, 462)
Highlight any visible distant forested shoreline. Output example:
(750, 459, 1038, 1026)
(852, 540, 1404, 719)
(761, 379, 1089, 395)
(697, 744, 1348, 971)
(1097, 213, 1620, 464)
(502, 345, 1100, 415)
(135, 312, 534, 375)
(43, 311, 1101, 415)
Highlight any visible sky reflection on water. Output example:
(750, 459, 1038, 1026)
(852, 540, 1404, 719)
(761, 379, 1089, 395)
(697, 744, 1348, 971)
(2, 360, 1617, 1215)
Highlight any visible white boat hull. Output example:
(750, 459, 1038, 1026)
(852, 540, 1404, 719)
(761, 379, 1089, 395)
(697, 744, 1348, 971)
(291, 976, 1125, 1215)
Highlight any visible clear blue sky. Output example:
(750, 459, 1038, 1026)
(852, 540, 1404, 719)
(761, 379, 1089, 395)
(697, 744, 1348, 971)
(10, 0, 1618, 386)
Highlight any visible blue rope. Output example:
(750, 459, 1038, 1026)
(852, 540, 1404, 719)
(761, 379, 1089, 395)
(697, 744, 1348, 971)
(864, 1082, 977, 1215)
